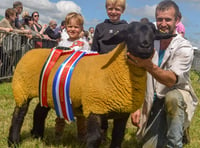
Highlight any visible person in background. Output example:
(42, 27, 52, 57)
(88, 26, 94, 46)
(23, 16, 43, 39)
(0, 8, 30, 34)
(44, 20, 61, 41)
(59, 26, 69, 46)
(31, 11, 47, 35)
(79, 30, 89, 43)
(54, 20, 65, 36)
(176, 12, 185, 38)
(13, 1, 23, 29)
(130, 0, 198, 147)
(19, 10, 30, 26)
(0, 8, 30, 77)
(91, 0, 128, 142)
(140, 17, 150, 23)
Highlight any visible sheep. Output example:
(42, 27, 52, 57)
(8, 21, 175, 148)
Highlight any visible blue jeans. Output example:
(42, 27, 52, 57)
(142, 89, 186, 148)
(165, 89, 186, 148)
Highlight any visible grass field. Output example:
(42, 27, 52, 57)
(0, 71, 200, 148)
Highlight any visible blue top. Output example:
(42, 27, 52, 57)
(158, 49, 166, 67)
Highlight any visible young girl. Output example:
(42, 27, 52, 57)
(58, 12, 90, 51)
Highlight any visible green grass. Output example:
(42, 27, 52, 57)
(0, 71, 200, 148)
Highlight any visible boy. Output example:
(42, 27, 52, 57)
(91, 0, 128, 142)
(91, 0, 127, 53)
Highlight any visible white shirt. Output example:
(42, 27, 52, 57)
(58, 37, 91, 51)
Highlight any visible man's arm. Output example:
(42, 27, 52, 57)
(127, 52, 177, 87)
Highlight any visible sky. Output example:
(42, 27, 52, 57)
(0, 0, 200, 48)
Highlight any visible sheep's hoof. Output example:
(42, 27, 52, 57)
(30, 129, 43, 139)
(101, 129, 108, 144)
(7, 139, 20, 148)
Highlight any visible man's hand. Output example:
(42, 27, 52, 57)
(131, 109, 141, 128)
(127, 51, 154, 69)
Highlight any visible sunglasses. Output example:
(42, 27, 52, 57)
(34, 15, 39, 17)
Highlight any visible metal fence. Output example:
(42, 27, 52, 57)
(192, 49, 200, 71)
(0, 31, 57, 80)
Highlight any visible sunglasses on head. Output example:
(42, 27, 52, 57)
(34, 15, 39, 17)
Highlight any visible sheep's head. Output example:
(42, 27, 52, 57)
(103, 21, 176, 59)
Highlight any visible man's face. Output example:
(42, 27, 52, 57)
(10, 14, 16, 22)
(156, 7, 178, 34)
(16, 5, 23, 14)
(89, 28, 94, 34)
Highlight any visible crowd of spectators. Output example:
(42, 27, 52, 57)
(0, 1, 95, 48)
(0, 1, 95, 77)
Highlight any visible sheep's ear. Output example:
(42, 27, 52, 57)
(155, 30, 177, 40)
(102, 29, 128, 45)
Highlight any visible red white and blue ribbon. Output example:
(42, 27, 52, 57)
(39, 47, 63, 107)
(39, 47, 98, 122)
(52, 51, 86, 121)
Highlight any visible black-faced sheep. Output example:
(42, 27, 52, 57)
(8, 22, 175, 148)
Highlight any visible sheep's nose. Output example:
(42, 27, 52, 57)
(141, 40, 150, 48)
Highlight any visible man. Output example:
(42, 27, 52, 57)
(13, 1, 23, 29)
(54, 20, 65, 36)
(128, 0, 198, 148)
(0, 8, 30, 35)
(44, 20, 61, 40)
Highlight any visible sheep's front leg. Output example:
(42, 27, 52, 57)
(86, 113, 102, 148)
(110, 113, 129, 148)
(77, 115, 87, 143)
(8, 99, 31, 147)
(31, 103, 50, 138)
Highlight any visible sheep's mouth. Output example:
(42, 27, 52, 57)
(139, 44, 152, 49)
(135, 46, 153, 59)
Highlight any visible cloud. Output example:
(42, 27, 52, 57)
(56, 1, 81, 13)
(30, 0, 81, 25)
(84, 18, 101, 29)
(54, 1, 81, 21)
(125, 4, 156, 21)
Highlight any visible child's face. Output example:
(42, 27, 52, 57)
(66, 19, 83, 41)
(106, 4, 124, 22)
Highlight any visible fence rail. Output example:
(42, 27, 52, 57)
(0, 31, 57, 80)
(192, 49, 200, 71)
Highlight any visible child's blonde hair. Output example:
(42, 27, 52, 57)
(105, 0, 126, 11)
(65, 12, 84, 27)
